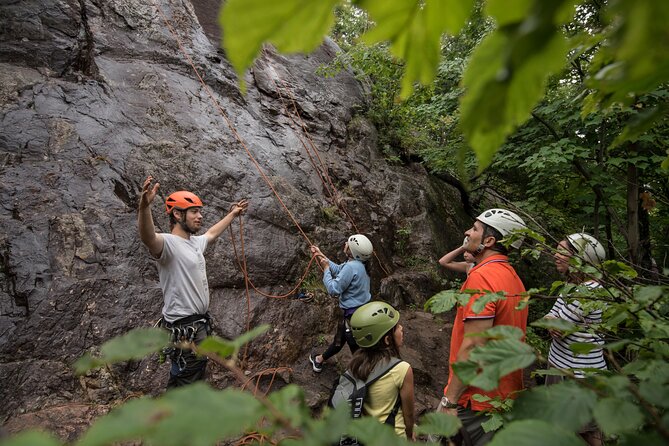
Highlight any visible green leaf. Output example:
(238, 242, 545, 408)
(220, 0, 339, 90)
(601, 339, 629, 353)
(530, 317, 578, 335)
(348, 416, 410, 446)
(601, 260, 638, 279)
(587, 0, 669, 110)
(639, 380, 669, 409)
(361, 0, 474, 98)
(471, 291, 507, 314)
(77, 384, 266, 446)
(198, 324, 270, 358)
(569, 342, 598, 354)
(415, 411, 462, 438)
(299, 404, 353, 446)
(511, 380, 597, 431)
(454, 339, 536, 391)
(622, 358, 669, 380)
(481, 412, 504, 433)
(469, 325, 524, 340)
(611, 103, 669, 148)
(487, 420, 583, 446)
(485, 0, 533, 26)
(0, 431, 62, 446)
(267, 384, 310, 427)
(593, 397, 645, 436)
(633, 286, 664, 306)
(73, 328, 169, 374)
(425, 290, 471, 314)
(618, 431, 667, 446)
(459, 1, 571, 171)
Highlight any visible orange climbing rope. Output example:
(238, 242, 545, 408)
(229, 220, 321, 299)
(269, 74, 390, 275)
(151, 1, 327, 369)
(151, 0, 389, 366)
(152, 1, 314, 248)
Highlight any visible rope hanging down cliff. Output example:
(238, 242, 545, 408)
(151, 1, 385, 290)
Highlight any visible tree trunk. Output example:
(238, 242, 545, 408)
(627, 163, 640, 266)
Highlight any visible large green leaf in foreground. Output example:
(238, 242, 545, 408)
(511, 380, 597, 431)
(488, 420, 584, 446)
(76, 383, 265, 446)
(220, 0, 339, 91)
(453, 338, 536, 391)
(74, 328, 168, 374)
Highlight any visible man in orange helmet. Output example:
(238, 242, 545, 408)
(138, 175, 248, 388)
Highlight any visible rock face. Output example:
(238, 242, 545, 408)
(0, 0, 470, 439)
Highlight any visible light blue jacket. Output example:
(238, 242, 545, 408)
(323, 259, 371, 309)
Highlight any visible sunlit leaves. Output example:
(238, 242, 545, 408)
(73, 328, 169, 374)
(360, 0, 474, 98)
(459, 0, 574, 171)
(586, 0, 669, 111)
(220, 0, 339, 91)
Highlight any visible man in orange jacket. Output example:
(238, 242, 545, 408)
(438, 209, 528, 445)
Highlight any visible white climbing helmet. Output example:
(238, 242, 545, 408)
(347, 234, 373, 261)
(566, 233, 606, 265)
(477, 209, 526, 249)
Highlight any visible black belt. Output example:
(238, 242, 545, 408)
(163, 313, 210, 328)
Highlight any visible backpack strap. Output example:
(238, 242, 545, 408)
(363, 357, 402, 387)
(384, 395, 402, 426)
(364, 358, 403, 427)
(344, 358, 403, 419)
(363, 358, 403, 424)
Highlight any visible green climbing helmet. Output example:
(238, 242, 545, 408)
(350, 301, 400, 348)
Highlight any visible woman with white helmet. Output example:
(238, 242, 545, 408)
(545, 232, 607, 446)
(309, 235, 374, 373)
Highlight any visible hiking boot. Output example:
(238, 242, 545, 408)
(309, 354, 323, 373)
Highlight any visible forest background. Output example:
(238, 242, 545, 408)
(4, 0, 668, 445)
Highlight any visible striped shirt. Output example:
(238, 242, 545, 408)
(546, 281, 606, 377)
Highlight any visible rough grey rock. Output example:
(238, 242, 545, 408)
(0, 0, 471, 438)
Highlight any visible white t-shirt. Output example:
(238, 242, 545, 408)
(157, 234, 210, 323)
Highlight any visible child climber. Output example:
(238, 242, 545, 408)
(349, 301, 415, 439)
(309, 234, 373, 373)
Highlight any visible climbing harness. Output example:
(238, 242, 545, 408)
(159, 313, 212, 372)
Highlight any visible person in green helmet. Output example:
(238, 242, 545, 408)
(349, 301, 416, 439)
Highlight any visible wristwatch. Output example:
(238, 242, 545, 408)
(440, 396, 458, 409)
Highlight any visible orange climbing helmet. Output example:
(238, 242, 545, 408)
(165, 191, 203, 214)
